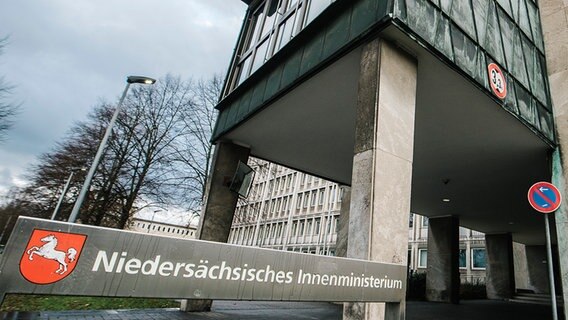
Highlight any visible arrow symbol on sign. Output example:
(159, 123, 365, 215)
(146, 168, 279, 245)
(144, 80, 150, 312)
(540, 187, 549, 192)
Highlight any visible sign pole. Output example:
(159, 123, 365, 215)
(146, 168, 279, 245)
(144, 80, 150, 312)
(527, 181, 562, 320)
(544, 213, 558, 320)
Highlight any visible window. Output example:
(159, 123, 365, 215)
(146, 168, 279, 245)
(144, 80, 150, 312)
(314, 218, 321, 235)
(304, 0, 332, 26)
(257, 226, 264, 244)
(282, 197, 288, 213)
(318, 188, 325, 205)
(459, 249, 467, 269)
(299, 220, 305, 236)
(422, 217, 429, 227)
(306, 219, 312, 235)
(310, 190, 317, 207)
(303, 192, 309, 208)
(296, 194, 302, 209)
(409, 214, 414, 228)
(418, 249, 428, 268)
(231, 0, 332, 85)
(291, 221, 298, 236)
(472, 248, 487, 269)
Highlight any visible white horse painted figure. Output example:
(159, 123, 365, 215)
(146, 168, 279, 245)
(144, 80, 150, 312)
(26, 234, 77, 274)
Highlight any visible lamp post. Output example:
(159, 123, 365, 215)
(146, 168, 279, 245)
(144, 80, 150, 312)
(50, 167, 86, 220)
(148, 209, 162, 233)
(68, 76, 156, 223)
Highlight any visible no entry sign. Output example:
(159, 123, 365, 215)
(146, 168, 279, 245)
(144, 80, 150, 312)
(528, 182, 562, 214)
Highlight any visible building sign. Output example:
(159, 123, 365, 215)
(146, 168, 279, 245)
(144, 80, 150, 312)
(487, 63, 507, 99)
(0, 217, 406, 304)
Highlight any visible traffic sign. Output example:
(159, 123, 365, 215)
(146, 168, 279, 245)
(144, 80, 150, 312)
(528, 182, 562, 214)
(487, 63, 507, 99)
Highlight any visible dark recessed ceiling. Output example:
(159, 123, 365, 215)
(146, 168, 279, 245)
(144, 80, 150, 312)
(224, 26, 552, 245)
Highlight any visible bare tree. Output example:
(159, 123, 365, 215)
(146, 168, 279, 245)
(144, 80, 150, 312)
(2, 74, 220, 232)
(164, 76, 220, 215)
(0, 37, 19, 142)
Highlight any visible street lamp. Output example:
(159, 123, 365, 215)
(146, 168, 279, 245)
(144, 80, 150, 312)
(68, 76, 156, 223)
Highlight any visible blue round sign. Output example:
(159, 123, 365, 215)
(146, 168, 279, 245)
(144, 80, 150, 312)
(528, 182, 562, 214)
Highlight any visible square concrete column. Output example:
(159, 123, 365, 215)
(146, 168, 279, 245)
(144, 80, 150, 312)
(485, 233, 515, 300)
(525, 245, 550, 294)
(343, 38, 417, 320)
(180, 141, 250, 312)
(196, 142, 250, 242)
(425, 216, 460, 304)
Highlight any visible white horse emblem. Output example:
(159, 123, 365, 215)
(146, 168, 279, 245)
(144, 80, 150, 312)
(26, 234, 77, 274)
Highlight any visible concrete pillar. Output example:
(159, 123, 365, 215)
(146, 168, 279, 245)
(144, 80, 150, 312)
(485, 234, 515, 299)
(525, 245, 550, 294)
(343, 38, 417, 320)
(513, 242, 531, 292)
(539, 0, 568, 316)
(335, 186, 351, 258)
(425, 216, 460, 304)
(180, 141, 250, 312)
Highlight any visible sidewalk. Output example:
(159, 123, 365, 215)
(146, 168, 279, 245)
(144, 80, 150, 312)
(0, 300, 563, 320)
(0, 301, 342, 320)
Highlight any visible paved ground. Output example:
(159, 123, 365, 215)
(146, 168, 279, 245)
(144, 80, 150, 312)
(0, 300, 564, 320)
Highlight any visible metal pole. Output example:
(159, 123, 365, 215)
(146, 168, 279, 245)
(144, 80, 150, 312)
(68, 83, 131, 223)
(51, 171, 74, 220)
(0, 215, 13, 244)
(544, 213, 558, 320)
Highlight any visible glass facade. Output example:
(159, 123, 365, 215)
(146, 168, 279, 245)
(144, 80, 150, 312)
(230, 0, 335, 89)
(395, 0, 554, 143)
(214, 0, 554, 144)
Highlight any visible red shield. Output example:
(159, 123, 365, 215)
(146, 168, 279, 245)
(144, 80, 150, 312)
(20, 229, 87, 285)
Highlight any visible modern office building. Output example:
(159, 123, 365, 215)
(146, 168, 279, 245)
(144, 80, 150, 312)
(128, 217, 197, 239)
(194, 0, 568, 319)
(228, 160, 488, 283)
(228, 160, 341, 256)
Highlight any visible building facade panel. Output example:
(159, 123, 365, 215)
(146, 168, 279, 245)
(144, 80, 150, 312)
(228, 160, 487, 283)
(215, 0, 554, 145)
(213, 0, 394, 140)
(395, 0, 554, 143)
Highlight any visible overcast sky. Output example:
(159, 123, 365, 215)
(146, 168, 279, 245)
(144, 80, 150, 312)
(0, 1, 247, 210)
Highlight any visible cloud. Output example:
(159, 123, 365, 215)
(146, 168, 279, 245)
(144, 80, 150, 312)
(0, 0, 246, 196)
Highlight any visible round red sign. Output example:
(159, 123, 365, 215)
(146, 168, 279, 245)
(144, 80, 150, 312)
(527, 182, 562, 214)
(487, 63, 507, 100)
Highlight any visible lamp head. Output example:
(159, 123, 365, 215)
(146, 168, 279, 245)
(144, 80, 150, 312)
(127, 76, 156, 84)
